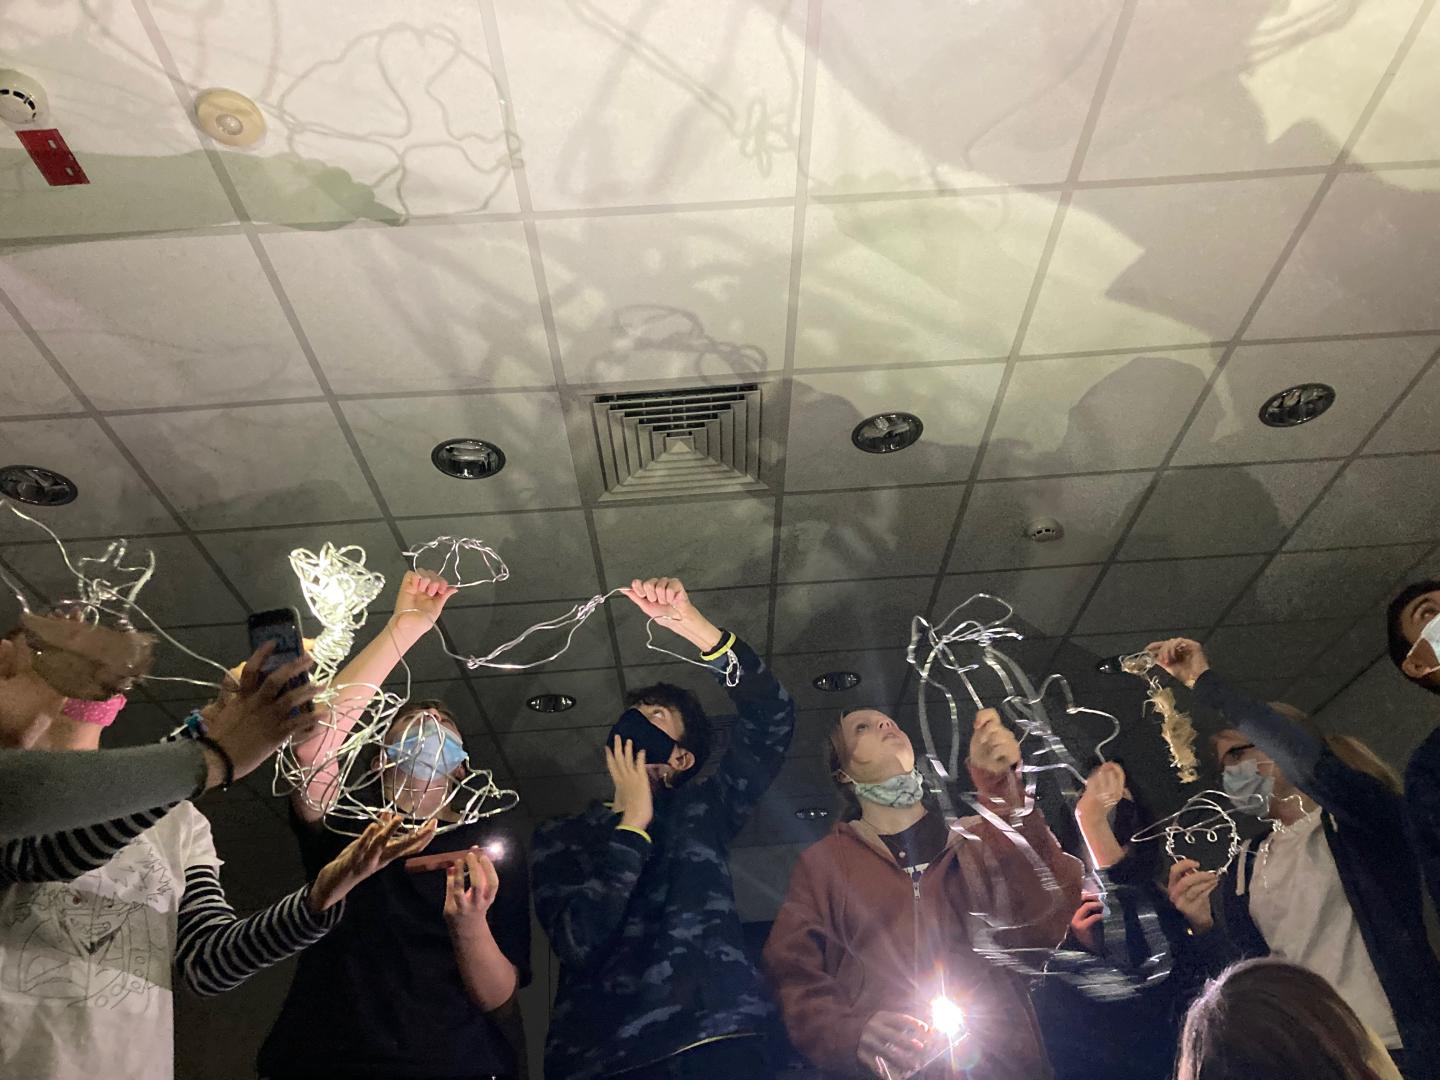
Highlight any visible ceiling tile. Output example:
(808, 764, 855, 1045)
(732, 793, 835, 850)
(950, 473, 1152, 571)
(0, 3, 233, 239)
(902, 634, 1065, 700)
(1365, 353, 1440, 454)
(1121, 461, 1344, 560)
(1075, 555, 1266, 633)
(1171, 335, 1435, 465)
(0, 307, 78, 416)
(494, 0, 803, 209)
(1353, 9, 1440, 166)
(141, 623, 250, 700)
(406, 600, 617, 682)
(730, 843, 810, 920)
(108, 402, 382, 529)
(593, 495, 774, 588)
(1224, 543, 1431, 623)
(936, 564, 1106, 638)
(777, 487, 963, 582)
(1285, 454, 1440, 549)
(500, 723, 613, 778)
(1284, 614, 1387, 707)
(1023, 176, 1322, 353)
(1203, 620, 1354, 680)
(770, 650, 914, 712)
(397, 510, 599, 604)
(1248, 169, 1440, 338)
(540, 208, 792, 385)
(784, 367, 1003, 490)
(1060, 628, 1207, 696)
(982, 351, 1217, 477)
(807, 0, 1118, 195)
(1082, 0, 1426, 179)
(474, 668, 624, 734)
(515, 773, 612, 820)
(772, 577, 934, 653)
(0, 418, 176, 540)
(341, 392, 580, 516)
(261, 224, 551, 394)
(611, 586, 770, 666)
(152, 3, 518, 224)
(793, 191, 1057, 368)
(0, 236, 319, 410)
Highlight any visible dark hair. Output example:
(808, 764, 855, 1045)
(626, 683, 709, 785)
(1177, 958, 1390, 1080)
(1387, 580, 1440, 694)
(390, 698, 462, 742)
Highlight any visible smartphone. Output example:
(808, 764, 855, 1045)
(246, 607, 307, 682)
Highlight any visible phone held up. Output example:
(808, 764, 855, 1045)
(246, 607, 310, 697)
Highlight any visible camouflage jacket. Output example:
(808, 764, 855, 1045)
(531, 636, 794, 1080)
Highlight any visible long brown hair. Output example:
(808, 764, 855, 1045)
(825, 711, 863, 821)
(1176, 958, 1391, 1080)
(1267, 702, 1403, 795)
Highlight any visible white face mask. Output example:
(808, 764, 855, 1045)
(1406, 611, 1440, 678)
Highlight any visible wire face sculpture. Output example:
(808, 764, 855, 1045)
(1115, 649, 1200, 785)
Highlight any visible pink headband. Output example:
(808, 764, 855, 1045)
(60, 693, 127, 727)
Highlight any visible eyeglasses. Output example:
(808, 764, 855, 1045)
(1220, 742, 1256, 767)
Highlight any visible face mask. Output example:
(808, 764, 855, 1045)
(852, 768, 926, 808)
(608, 707, 678, 765)
(1406, 613, 1440, 678)
(383, 720, 468, 783)
(1223, 759, 1274, 816)
(60, 693, 127, 727)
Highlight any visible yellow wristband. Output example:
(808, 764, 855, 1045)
(616, 824, 652, 844)
(700, 630, 736, 662)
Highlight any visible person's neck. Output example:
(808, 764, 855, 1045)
(859, 799, 927, 836)
(41, 715, 102, 751)
(1269, 790, 1318, 827)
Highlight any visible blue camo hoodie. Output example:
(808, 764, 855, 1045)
(531, 634, 794, 1080)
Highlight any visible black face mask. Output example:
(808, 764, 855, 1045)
(608, 707, 678, 764)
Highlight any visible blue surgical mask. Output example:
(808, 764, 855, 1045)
(852, 768, 926, 808)
(383, 721, 468, 783)
(1222, 759, 1274, 816)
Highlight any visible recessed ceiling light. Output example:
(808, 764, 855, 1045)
(794, 806, 831, 821)
(0, 464, 78, 507)
(1259, 383, 1336, 428)
(852, 412, 924, 454)
(431, 438, 506, 479)
(812, 671, 862, 692)
(526, 693, 576, 713)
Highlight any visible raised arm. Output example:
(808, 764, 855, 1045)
(291, 570, 458, 823)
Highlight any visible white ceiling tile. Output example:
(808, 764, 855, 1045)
(0, 418, 175, 540)
(500, 724, 613, 778)
(152, 3, 518, 224)
(108, 402, 382, 529)
(902, 634, 1064, 701)
(0, 235, 319, 410)
(730, 843, 809, 920)
(200, 521, 406, 616)
(1121, 461, 1344, 559)
(1171, 336, 1435, 465)
(950, 473, 1152, 571)
(474, 668, 624, 734)
(772, 577, 933, 653)
(1225, 543, 1431, 623)
(141, 623, 250, 699)
(793, 192, 1057, 368)
(770, 650, 914, 711)
(1076, 555, 1266, 633)
(593, 495, 774, 588)
(0, 307, 78, 416)
(807, 0, 1118, 195)
(982, 351, 1217, 477)
(784, 367, 1003, 490)
(1203, 620, 1354, 680)
(1353, 9, 1440, 168)
(431, 600, 616, 680)
(341, 392, 580, 516)
(1285, 454, 1440, 549)
(261, 224, 551, 394)
(0, 4, 234, 239)
(494, 0, 803, 209)
(1024, 176, 1322, 353)
(1365, 353, 1440, 454)
(1248, 169, 1440, 338)
(611, 585, 769, 666)
(732, 793, 835, 850)
(1083, 0, 1426, 179)
(540, 209, 792, 385)
(936, 565, 1106, 639)
(778, 487, 963, 582)
(1285, 614, 1387, 706)
(398, 510, 598, 603)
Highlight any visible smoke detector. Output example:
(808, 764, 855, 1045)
(0, 70, 48, 127)
(1024, 517, 1064, 543)
(194, 88, 265, 147)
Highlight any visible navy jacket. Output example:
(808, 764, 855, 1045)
(1180, 671, 1440, 1079)
(531, 635, 794, 1080)
(1405, 727, 1440, 920)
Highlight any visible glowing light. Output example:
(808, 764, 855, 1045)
(930, 997, 965, 1040)
(484, 840, 506, 860)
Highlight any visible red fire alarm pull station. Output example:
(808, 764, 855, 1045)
(15, 128, 89, 186)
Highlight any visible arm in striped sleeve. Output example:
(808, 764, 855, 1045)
(0, 805, 174, 883)
(174, 862, 342, 996)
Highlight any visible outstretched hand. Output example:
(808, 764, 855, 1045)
(1076, 761, 1126, 822)
(443, 849, 500, 930)
(968, 707, 1021, 773)
(309, 813, 437, 912)
(391, 570, 460, 640)
(1146, 638, 1210, 689)
(620, 577, 720, 650)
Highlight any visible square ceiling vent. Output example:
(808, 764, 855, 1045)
(588, 384, 768, 501)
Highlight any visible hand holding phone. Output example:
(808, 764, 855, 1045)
(246, 608, 310, 694)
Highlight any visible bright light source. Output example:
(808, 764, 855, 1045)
(484, 840, 506, 860)
(930, 997, 965, 1039)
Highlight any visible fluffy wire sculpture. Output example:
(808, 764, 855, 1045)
(1118, 650, 1200, 784)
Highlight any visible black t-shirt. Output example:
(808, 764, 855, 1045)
(878, 810, 950, 877)
(257, 806, 531, 1080)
